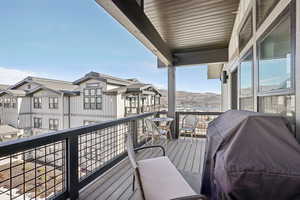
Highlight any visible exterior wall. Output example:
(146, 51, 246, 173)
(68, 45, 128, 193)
(18, 97, 31, 129)
(69, 79, 118, 128)
(0, 77, 158, 139)
(14, 82, 40, 91)
(0, 94, 18, 127)
(228, 0, 253, 62)
(223, 0, 294, 112)
(116, 94, 125, 118)
(31, 90, 62, 135)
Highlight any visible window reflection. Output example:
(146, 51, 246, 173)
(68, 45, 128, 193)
(259, 95, 295, 117)
(240, 51, 253, 111)
(258, 14, 291, 92)
(239, 13, 253, 51)
(256, 0, 280, 27)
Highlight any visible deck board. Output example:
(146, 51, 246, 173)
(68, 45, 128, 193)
(79, 138, 206, 200)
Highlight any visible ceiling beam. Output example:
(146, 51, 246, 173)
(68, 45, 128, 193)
(158, 48, 228, 68)
(95, 0, 173, 66)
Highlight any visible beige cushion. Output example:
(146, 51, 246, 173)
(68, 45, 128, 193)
(138, 157, 196, 200)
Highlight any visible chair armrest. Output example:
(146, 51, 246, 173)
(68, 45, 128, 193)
(171, 194, 208, 200)
(134, 145, 166, 156)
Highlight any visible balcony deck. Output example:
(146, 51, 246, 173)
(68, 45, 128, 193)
(79, 138, 206, 200)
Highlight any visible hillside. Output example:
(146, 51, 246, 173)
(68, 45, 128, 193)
(159, 89, 221, 112)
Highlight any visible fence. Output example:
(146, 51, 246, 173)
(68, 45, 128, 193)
(0, 112, 156, 200)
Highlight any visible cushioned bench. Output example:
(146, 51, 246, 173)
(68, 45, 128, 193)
(126, 133, 207, 200)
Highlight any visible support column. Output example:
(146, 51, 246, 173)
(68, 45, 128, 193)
(168, 67, 176, 137)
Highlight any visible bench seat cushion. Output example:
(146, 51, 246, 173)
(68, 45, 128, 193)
(138, 157, 196, 200)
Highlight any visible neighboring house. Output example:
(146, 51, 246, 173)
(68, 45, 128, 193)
(0, 72, 161, 138)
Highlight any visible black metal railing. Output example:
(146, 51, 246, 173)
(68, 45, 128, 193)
(0, 112, 156, 200)
(0, 111, 222, 200)
(125, 105, 161, 116)
(175, 112, 222, 138)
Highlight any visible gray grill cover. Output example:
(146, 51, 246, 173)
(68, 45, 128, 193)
(201, 110, 300, 200)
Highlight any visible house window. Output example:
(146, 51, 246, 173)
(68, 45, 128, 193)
(239, 50, 254, 111)
(4, 98, 10, 108)
(11, 98, 17, 108)
(33, 117, 42, 128)
(256, 0, 280, 28)
(49, 97, 58, 109)
(257, 5, 295, 122)
(154, 96, 160, 105)
(83, 88, 102, 110)
(33, 97, 42, 109)
(239, 13, 253, 51)
(0, 98, 2, 107)
(49, 119, 59, 130)
(258, 11, 292, 93)
(259, 95, 295, 117)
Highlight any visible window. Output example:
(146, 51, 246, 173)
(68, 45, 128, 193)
(11, 98, 17, 108)
(27, 84, 31, 90)
(49, 119, 59, 130)
(33, 97, 42, 109)
(34, 117, 42, 128)
(239, 13, 253, 51)
(258, 12, 292, 93)
(239, 50, 254, 111)
(155, 96, 160, 105)
(0, 98, 2, 107)
(4, 98, 10, 108)
(49, 97, 58, 109)
(257, 5, 295, 127)
(83, 88, 102, 110)
(259, 95, 295, 117)
(256, 0, 280, 28)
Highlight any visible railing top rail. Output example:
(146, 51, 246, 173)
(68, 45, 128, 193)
(176, 111, 223, 115)
(0, 112, 157, 157)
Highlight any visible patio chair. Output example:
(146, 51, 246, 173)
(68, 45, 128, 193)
(145, 119, 169, 143)
(179, 115, 199, 139)
(126, 132, 208, 200)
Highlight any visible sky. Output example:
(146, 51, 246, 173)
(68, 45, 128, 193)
(0, 0, 221, 93)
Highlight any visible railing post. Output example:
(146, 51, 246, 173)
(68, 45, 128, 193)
(175, 112, 180, 139)
(67, 135, 79, 200)
(131, 120, 139, 148)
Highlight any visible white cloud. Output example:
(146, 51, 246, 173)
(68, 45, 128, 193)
(0, 67, 36, 85)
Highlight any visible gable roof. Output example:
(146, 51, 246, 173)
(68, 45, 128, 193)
(106, 83, 161, 96)
(26, 85, 80, 96)
(73, 72, 136, 86)
(0, 90, 26, 97)
(0, 84, 9, 90)
(9, 76, 79, 93)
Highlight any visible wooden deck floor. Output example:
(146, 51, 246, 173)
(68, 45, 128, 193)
(79, 138, 206, 200)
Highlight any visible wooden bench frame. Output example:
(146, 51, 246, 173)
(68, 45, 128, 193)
(126, 132, 207, 200)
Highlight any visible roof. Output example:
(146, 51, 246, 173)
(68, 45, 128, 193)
(29, 77, 78, 91)
(144, 0, 239, 51)
(106, 83, 161, 95)
(9, 76, 79, 94)
(0, 90, 26, 97)
(6, 72, 160, 96)
(96, 0, 239, 67)
(0, 84, 9, 90)
(73, 72, 136, 86)
(0, 125, 19, 136)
